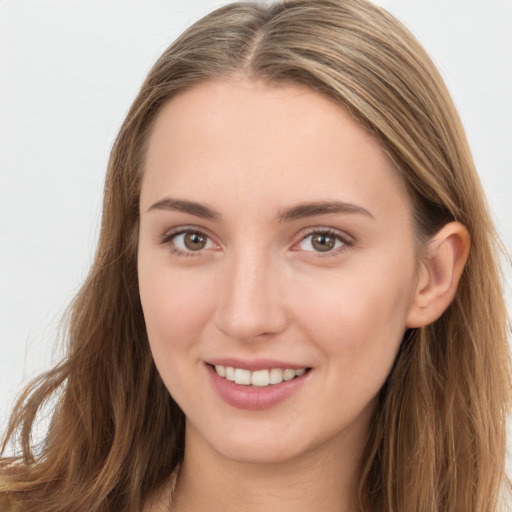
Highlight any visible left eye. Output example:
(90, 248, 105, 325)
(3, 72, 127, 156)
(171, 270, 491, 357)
(170, 231, 215, 252)
(297, 232, 345, 253)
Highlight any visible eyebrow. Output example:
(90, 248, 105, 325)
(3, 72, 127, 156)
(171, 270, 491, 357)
(147, 197, 373, 222)
(276, 201, 374, 222)
(147, 198, 221, 220)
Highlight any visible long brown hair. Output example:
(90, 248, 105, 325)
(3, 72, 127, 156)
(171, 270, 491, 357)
(1, 1, 510, 510)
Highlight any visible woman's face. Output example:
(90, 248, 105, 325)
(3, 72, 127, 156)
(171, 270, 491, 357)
(138, 78, 421, 465)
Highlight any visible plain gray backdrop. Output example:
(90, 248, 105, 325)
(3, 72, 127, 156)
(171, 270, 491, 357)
(1, 0, 511, 442)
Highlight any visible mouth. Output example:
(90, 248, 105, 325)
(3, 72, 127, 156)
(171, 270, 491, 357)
(208, 364, 311, 388)
(206, 361, 312, 410)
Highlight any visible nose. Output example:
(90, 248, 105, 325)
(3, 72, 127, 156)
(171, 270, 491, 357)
(213, 250, 288, 342)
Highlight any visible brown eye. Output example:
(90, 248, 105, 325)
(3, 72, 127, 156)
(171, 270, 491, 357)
(311, 233, 336, 252)
(167, 230, 214, 254)
(296, 230, 346, 254)
(183, 232, 207, 251)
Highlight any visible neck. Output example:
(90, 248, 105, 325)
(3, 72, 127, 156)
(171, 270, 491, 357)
(170, 422, 366, 512)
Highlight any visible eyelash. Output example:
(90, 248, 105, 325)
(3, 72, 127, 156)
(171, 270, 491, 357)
(296, 228, 353, 257)
(160, 227, 353, 257)
(160, 228, 212, 257)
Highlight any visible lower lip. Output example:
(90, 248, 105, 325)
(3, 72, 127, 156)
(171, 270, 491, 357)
(206, 365, 310, 411)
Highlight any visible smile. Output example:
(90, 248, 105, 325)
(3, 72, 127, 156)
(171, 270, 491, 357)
(213, 365, 308, 387)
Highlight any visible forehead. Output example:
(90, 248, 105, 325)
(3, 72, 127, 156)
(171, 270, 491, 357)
(141, 78, 410, 222)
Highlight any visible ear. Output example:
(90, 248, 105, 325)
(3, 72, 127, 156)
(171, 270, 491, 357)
(406, 222, 470, 328)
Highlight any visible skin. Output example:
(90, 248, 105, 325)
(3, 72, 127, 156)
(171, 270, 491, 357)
(137, 78, 469, 511)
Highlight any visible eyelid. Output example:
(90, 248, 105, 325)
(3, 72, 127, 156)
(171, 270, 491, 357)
(292, 227, 354, 255)
(157, 225, 354, 257)
(159, 225, 219, 256)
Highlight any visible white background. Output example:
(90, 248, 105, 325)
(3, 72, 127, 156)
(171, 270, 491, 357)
(1, 0, 511, 443)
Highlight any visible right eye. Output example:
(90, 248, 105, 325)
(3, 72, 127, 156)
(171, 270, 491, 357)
(163, 229, 216, 256)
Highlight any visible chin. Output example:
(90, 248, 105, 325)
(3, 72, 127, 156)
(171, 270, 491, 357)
(187, 418, 310, 465)
(216, 438, 307, 465)
(195, 415, 351, 468)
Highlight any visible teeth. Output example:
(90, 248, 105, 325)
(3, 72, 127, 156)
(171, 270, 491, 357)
(269, 368, 284, 384)
(213, 365, 307, 387)
(234, 368, 251, 385)
(282, 369, 296, 381)
(225, 366, 235, 381)
(251, 369, 269, 387)
(215, 365, 226, 377)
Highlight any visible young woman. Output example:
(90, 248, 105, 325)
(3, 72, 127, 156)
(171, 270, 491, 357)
(1, 1, 510, 511)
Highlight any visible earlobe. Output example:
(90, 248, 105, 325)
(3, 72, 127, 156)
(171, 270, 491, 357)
(406, 222, 470, 328)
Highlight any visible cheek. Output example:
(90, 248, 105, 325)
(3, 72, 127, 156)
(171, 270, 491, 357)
(138, 257, 217, 364)
(293, 266, 416, 426)
(138, 264, 220, 410)
(292, 255, 416, 368)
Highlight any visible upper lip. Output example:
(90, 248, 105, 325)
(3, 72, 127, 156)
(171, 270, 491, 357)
(206, 358, 310, 371)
